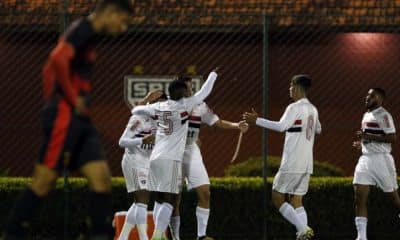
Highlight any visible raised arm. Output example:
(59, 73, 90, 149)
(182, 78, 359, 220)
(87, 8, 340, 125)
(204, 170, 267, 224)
(186, 69, 219, 108)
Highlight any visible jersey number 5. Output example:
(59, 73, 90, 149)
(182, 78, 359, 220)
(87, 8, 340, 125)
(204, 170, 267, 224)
(159, 111, 173, 135)
(306, 115, 314, 141)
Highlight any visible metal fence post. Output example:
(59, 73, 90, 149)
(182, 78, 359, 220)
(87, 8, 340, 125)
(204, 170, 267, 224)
(262, 12, 269, 240)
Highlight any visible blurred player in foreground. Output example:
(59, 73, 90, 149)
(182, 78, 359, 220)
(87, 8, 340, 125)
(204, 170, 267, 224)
(4, 1, 131, 239)
(161, 76, 248, 240)
(118, 91, 168, 240)
(131, 68, 220, 240)
(352, 88, 400, 240)
(243, 75, 321, 240)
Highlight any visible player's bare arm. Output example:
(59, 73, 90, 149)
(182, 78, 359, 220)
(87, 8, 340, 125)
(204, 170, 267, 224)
(137, 90, 165, 106)
(213, 120, 249, 133)
(357, 130, 396, 144)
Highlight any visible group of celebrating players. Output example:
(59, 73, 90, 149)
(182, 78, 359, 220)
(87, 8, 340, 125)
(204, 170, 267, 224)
(2, 0, 400, 240)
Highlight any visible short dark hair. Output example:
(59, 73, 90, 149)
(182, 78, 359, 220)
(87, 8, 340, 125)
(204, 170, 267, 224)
(168, 80, 188, 100)
(177, 76, 192, 83)
(292, 74, 311, 92)
(371, 87, 386, 100)
(96, 0, 132, 13)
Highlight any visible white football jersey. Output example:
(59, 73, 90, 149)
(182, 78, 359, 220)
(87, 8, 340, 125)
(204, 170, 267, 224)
(361, 107, 395, 154)
(186, 102, 219, 146)
(257, 98, 321, 174)
(120, 114, 157, 164)
(132, 71, 218, 162)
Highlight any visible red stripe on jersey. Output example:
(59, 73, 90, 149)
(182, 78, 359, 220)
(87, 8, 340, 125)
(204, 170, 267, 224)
(189, 116, 201, 121)
(180, 112, 188, 117)
(294, 119, 302, 125)
(72, 74, 91, 92)
(48, 39, 77, 107)
(43, 100, 71, 169)
(365, 122, 379, 128)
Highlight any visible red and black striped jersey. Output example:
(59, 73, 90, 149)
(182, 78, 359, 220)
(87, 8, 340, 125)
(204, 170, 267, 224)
(43, 18, 97, 108)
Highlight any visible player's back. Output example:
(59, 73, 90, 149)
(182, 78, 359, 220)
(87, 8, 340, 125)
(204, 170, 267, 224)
(281, 98, 320, 174)
(150, 99, 190, 161)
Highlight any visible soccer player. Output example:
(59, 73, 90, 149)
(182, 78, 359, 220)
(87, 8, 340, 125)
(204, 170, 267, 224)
(132, 69, 220, 240)
(243, 75, 321, 240)
(352, 88, 400, 240)
(164, 76, 248, 240)
(118, 92, 168, 240)
(4, 1, 131, 239)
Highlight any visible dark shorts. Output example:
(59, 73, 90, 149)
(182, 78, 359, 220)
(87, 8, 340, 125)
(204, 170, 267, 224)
(38, 100, 105, 172)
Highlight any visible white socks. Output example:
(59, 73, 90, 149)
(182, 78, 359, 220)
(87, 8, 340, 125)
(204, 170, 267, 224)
(152, 203, 174, 239)
(279, 203, 307, 233)
(119, 203, 136, 240)
(295, 207, 308, 227)
(153, 201, 162, 224)
(135, 203, 148, 240)
(169, 216, 181, 240)
(355, 217, 367, 240)
(118, 203, 148, 240)
(196, 206, 210, 237)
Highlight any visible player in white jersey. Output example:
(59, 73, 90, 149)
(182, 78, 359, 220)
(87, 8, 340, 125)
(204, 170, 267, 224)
(118, 91, 167, 240)
(243, 75, 321, 240)
(161, 76, 248, 240)
(132, 68, 220, 240)
(352, 88, 400, 240)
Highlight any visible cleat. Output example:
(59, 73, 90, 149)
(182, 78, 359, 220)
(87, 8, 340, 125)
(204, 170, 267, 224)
(296, 227, 314, 240)
(198, 236, 214, 240)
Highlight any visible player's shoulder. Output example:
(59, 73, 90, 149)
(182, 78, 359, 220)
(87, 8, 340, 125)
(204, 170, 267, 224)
(376, 107, 393, 118)
(64, 18, 95, 46)
(130, 113, 146, 123)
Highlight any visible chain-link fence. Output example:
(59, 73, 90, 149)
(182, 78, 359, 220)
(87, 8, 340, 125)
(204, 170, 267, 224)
(1, 0, 400, 239)
(2, 0, 400, 177)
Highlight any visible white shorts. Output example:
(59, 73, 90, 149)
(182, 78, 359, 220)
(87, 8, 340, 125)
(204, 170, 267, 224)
(121, 155, 150, 193)
(182, 144, 210, 190)
(272, 171, 310, 196)
(148, 158, 182, 194)
(353, 153, 398, 192)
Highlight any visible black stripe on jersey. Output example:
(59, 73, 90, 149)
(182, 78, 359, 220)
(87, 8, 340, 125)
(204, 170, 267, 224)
(189, 122, 201, 129)
(181, 117, 188, 124)
(364, 129, 385, 135)
(287, 127, 302, 132)
(135, 134, 145, 137)
(140, 131, 151, 134)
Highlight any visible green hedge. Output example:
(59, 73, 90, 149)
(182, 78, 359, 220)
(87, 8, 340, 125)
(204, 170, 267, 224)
(225, 156, 345, 177)
(1, 177, 400, 239)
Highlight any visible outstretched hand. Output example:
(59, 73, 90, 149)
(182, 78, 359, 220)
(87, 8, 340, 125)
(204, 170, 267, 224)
(142, 134, 155, 145)
(238, 120, 249, 133)
(212, 67, 221, 76)
(243, 108, 258, 124)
